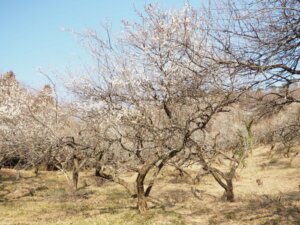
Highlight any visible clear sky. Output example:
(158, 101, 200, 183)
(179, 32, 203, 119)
(0, 0, 204, 88)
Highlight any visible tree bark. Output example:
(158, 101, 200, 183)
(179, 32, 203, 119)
(225, 179, 234, 202)
(137, 192, 148, 213)
(34, 166, 39, 176)
(206, 166, 235, 202)
(136, 150, 180, 213)
(136, 166, 149, 213)
(95, 168, 101, 177)
(72, 157, 79, 190)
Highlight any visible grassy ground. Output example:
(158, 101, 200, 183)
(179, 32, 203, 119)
(0, 146, 299, 225)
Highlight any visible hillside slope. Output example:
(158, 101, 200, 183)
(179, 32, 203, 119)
(0, 146, 299, 225)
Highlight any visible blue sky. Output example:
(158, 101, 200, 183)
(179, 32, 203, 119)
(0, 0, 204, 88)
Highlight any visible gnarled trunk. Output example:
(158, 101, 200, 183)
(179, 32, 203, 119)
(135, 150, 180, 213)
(207, 167, 235, 202)
(136, 169, 148, 213)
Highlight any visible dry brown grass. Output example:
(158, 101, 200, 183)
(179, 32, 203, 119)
(0, 146, 299, 225)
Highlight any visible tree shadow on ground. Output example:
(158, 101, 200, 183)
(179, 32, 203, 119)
(167, 188, 300, 225)
(217, 192, 300, 225)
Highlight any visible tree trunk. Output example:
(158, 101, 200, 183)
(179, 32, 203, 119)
(15, 170, 21, 180)
(136, 174, 148, 213)
(95, 168, 101, 177)
(137, 193, 148, 213)
(136, 150, 180, 213)
(34, 166, 39, 176)
(136, 165, 150, 213)
(208, 168, 235, 202)
(72, 157, 79, 190)
(225, 179, 234, 202)
(285, 147, 291, 158)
